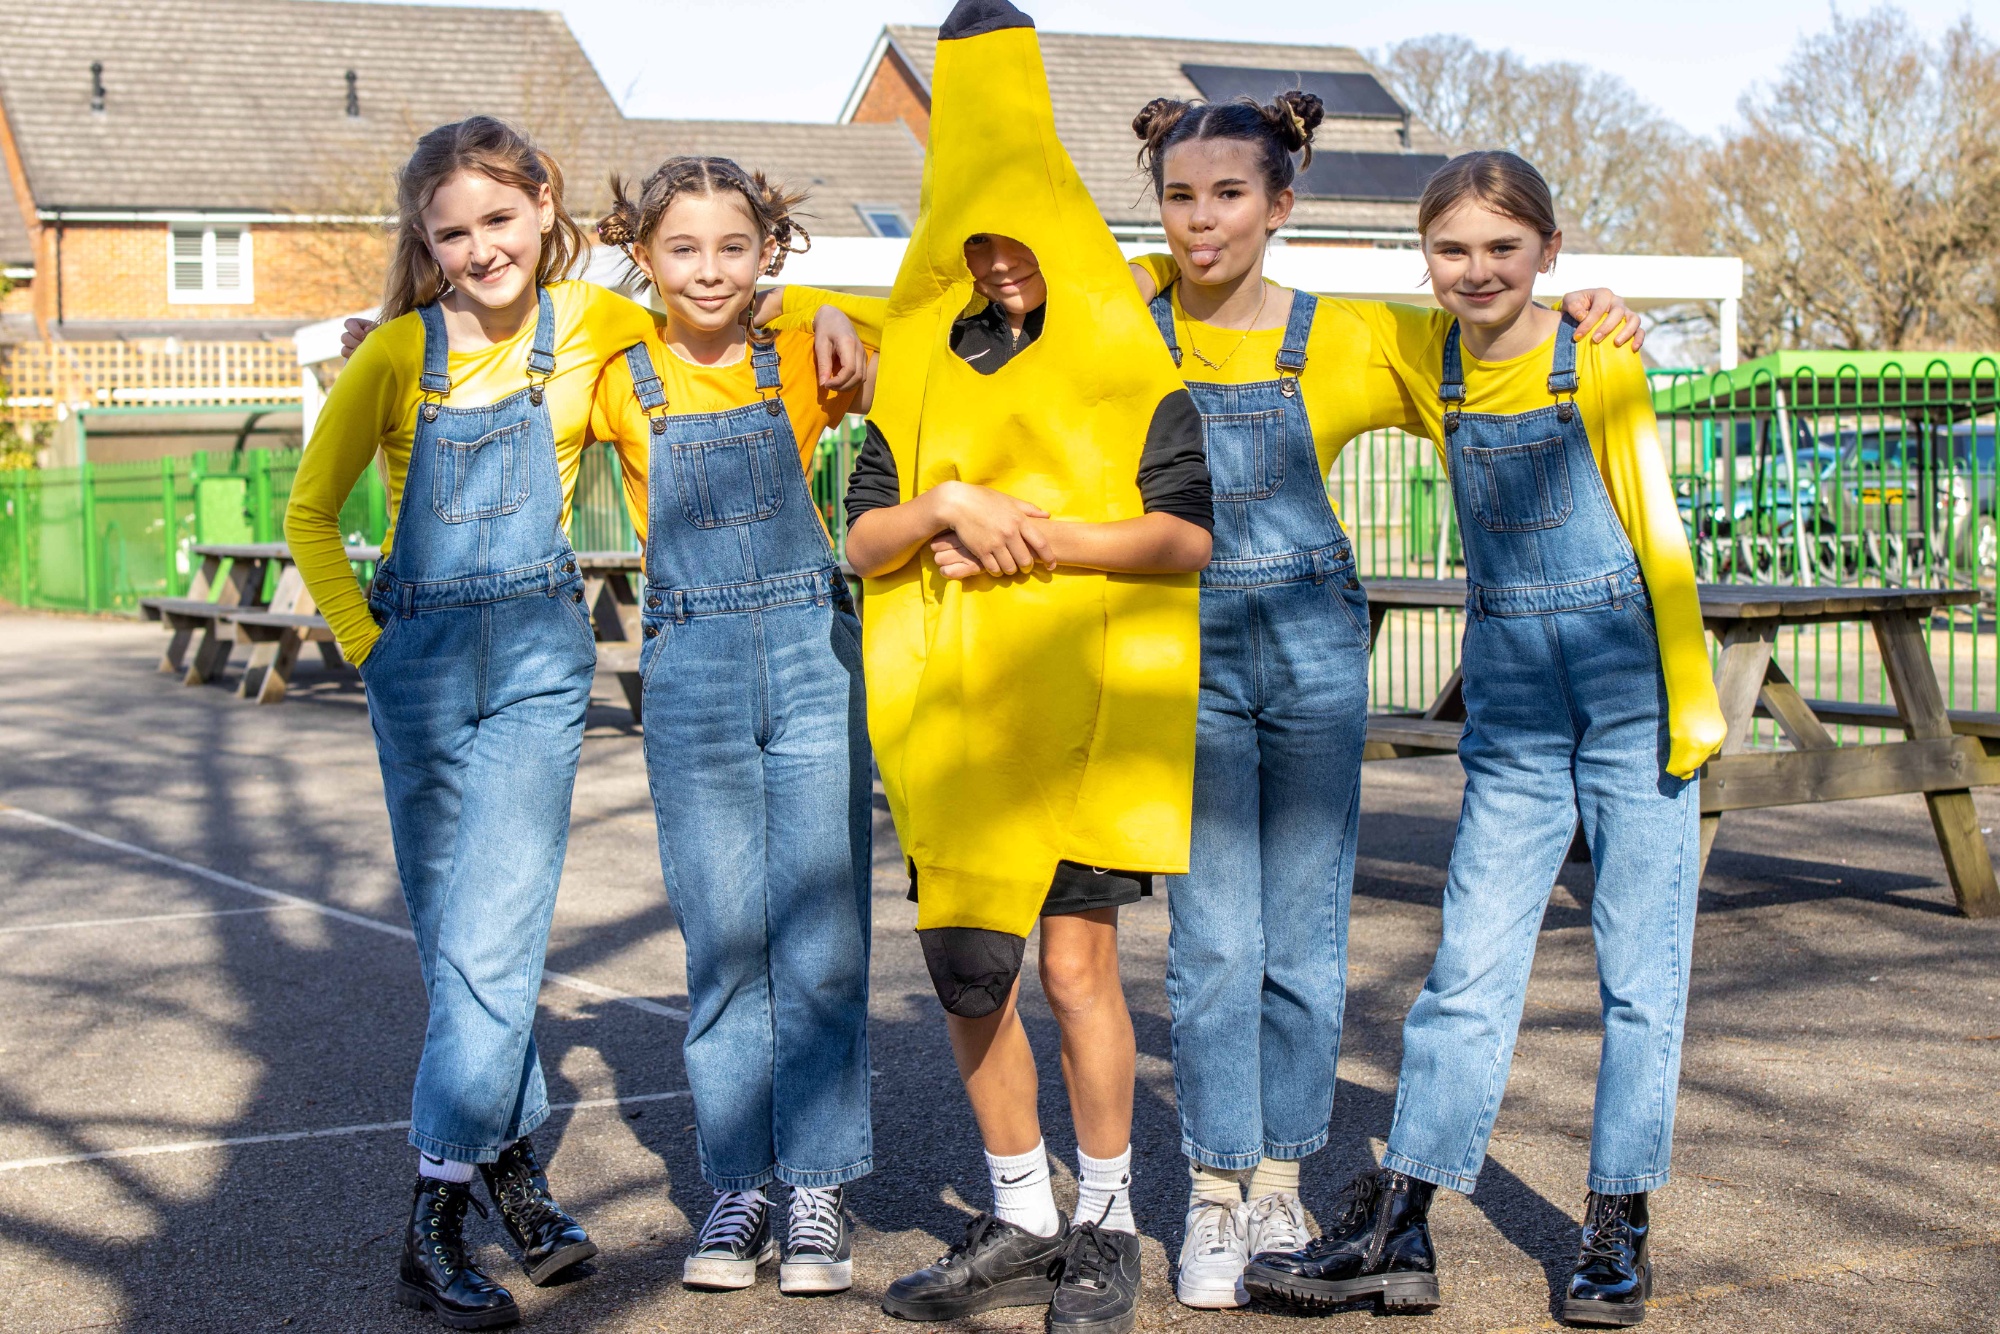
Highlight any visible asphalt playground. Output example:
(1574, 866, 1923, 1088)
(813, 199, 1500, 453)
(0, 607, 1994, 1333)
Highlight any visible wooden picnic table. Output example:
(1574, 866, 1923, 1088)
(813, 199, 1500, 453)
(141, 542, 380, 704)
(1359, 578, 2000, 918)
(574, 551, 647, 718)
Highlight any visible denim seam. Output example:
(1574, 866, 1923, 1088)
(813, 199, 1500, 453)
(1262, 1128, 1329, 1161)
(774, 1156, 874, 1190)
(1184, 1142, 1265, 1173)
(1380, 1150, 1477, 1196)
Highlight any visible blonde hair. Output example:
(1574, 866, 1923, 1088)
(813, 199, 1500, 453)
(381, 116, 586, 321)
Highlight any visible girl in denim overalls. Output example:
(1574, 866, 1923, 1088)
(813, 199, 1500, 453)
(589, 158, 875, 1300)
(1123, 100, 1643, 1313)
(286, 118, 662, 1330)
(1244, 152, 1725, 1329)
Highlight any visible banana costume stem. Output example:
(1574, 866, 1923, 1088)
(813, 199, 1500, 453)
(865, 0, 1203, 944)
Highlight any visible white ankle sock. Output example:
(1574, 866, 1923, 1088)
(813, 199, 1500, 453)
(1247, 1156, 1300, 1200)
(417, 1153, 476, 1184)
(1188, 1159, 1242, 1208)
(986, 1142, 1062, 1238)
(1076, 1146, 1136, 1235)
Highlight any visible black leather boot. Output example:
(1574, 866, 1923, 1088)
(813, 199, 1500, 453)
(395, 1176, 520, 1330)
(479, 1137, 599, 1285)
(1562, 1191, 1651, 1327)
(1243, 1168, 1439, 1314)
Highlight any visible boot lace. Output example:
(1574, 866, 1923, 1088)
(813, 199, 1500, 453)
(787, 1187, 843, 1257)
(1247, 1189, 1309, 1253)
(1578, 1195, 1635, 1268)
(493, 1162, 564, 1231)
(695, 1191, 765, 1253)
(1329, 1170, 1384, 1233)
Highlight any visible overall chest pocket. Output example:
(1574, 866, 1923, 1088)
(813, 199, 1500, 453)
(672, 427, 785, 529)
(1464, 436, 1573, 532)
(431, 420, 530, 523)
(1202, 408, 1287, 501)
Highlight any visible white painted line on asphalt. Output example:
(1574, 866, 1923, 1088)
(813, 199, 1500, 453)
(0, 1088, 693, 1174)
(0, 806, 688, 1022)
(0, 905, 315, 935)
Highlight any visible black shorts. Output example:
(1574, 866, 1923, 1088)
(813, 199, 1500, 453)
(905, 860, 1152, 916)
(911, 861, 1150, 1018)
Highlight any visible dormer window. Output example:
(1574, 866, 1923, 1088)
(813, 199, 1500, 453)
(167, 224, 254, 304)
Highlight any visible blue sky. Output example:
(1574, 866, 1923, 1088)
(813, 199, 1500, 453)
(355, 1, 1986, 136)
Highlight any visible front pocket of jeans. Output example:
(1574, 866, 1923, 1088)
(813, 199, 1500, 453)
(1465, 436, 1572, 532)
(672, 428, 785, 529)
(1202, 408, 1286, 501)
(431, 420, 530, 523)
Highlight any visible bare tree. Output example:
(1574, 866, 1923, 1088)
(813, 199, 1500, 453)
(1373, 34, 1698, 254)
(1703, 8, 2000, 354)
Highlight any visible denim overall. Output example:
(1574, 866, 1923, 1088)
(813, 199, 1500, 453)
(628, 338, 873, 1192)
(1151, 289, 1373, 1172)
(361, 288, 599, 1165)
(1383, 318, 1700, 1197)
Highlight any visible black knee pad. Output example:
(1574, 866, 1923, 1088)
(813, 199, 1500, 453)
(919, 927, 1027, 1018)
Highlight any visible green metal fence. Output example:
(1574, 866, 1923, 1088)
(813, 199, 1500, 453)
(7, 367, 1993, 728)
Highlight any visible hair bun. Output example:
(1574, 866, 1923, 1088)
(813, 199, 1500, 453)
(1132, 96, 1185, 143)
(1267, 90, 1324, 153)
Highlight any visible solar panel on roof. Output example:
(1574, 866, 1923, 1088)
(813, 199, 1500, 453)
(1295, 152, 1451, 202)
(1180, 64, 1406, 120)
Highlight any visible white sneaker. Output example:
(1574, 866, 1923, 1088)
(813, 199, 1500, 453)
(1245, 1188, 1310, 1259)
(1175, 1197, 1250, 1308)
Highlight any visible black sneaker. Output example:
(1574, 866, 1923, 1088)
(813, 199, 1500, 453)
(1050, 1221, 1142, 1334)
(881, 1211, 1069, 1321)
(1244, 1168, 1440, 1314)
(1561, 1192, 1651, 1327)
(779, 1185, 852, 1295)
(682, 1190, 777, 1291)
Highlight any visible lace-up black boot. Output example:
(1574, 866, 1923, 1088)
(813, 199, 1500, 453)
(881, 1211, 1070, 1321)
(1050, 1220, 1143, 1333)
(395, 1176, 520, 1330)
(1562, 1191, 1651, 1327)
(1244, 1168, 1439, 1314)
(478, 1137, 598, 1285)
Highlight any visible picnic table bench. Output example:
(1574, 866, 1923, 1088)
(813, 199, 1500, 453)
(140, 542, 380, 704)
(1359, 578, 2000, 918)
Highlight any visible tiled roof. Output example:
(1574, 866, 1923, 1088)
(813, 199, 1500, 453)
(616, 120, 924, 239)
(881, 24, 1446, 231)
(0, 196, 31, 266)
(0, 0, 627, 215)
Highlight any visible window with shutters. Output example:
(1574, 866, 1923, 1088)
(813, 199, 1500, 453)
(166, 225, 254, 303)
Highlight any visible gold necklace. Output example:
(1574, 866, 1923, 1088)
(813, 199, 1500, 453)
(1185, 283, 1269, 372)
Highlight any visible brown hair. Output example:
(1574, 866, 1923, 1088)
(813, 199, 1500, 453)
(381, 116, 586, 321)
(597, 156, 811, 288)
(1416, 150, 1559, 244)
(1132, 90, 1324, 201)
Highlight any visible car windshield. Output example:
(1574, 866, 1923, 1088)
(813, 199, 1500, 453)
(1756, 446, 1841, 487)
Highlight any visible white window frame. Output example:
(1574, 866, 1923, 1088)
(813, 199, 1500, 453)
(166, 223, 254, 304)
(854, 203, 912, 239)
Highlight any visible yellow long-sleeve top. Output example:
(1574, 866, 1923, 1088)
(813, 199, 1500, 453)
(588, 325, 863, 544)
(284, 281, 658, 666)
(1132, 254, 1722, 777)
(1392, 323, 1726, 778)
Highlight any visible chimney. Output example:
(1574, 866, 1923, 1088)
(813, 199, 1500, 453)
(345, 69, 360, 118)
(89, 61, 105, 113)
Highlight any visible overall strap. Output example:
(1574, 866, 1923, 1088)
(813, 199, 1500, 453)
(1548, 312, 1581, 421)
(1275, 289, 1316, 394)
(1440, 320, 1466, 435)
(624, 343, 669, 435)
(1149, 288, 1181, 368)
(750, 335, 784, 416)
(525, 286, 557, 405)
(417, 302, 450, 420)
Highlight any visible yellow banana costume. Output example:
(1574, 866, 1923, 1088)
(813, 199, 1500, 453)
(867, 0, 1201, 939)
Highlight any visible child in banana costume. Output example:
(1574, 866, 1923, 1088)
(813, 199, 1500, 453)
(843, 3, 1210, 1328)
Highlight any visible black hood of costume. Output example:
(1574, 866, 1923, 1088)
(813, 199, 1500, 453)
(939, 0, 1033, 41)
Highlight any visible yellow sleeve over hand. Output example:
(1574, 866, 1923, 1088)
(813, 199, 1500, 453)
(282, 319, 421, 666)
(773, 286, 888, 348)
(1591, 345, 1726, 777)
